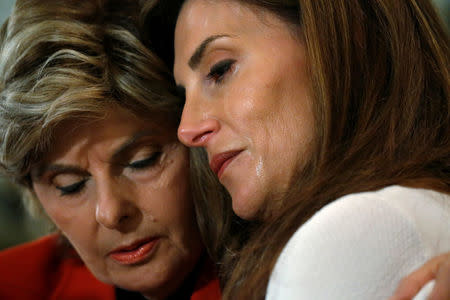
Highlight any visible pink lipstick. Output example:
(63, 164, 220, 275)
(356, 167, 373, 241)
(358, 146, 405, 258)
(109, 238, 159, 265)
(210, 150, 242, 178)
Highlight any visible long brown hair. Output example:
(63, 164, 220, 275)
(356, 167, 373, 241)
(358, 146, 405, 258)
(143, 0, 449, 298)
(224, 0, 450, 298)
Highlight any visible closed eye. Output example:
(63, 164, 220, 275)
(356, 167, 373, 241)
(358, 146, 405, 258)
(128, 152, 162, 170)
(207, 59, 236, 84)
(56, 179, 88, 196)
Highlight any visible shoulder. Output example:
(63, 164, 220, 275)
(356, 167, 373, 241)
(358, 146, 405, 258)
(0, 234, 115, 300)
(0, 233, 61, 261)
(0, 233, 62, 277)
(191, 257, 221, 300)
(0, 234, 62, 298)
(266, 186, 450, 300)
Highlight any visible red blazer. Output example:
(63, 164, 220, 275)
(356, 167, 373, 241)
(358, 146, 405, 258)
(0, 234, 221, 300)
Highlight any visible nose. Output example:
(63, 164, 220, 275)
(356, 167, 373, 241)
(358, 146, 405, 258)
(177, 100, 220, 147)
(95, 179, 140, 230)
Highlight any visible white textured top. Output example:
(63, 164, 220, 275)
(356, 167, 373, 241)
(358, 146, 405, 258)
(266, 186, 450, 300)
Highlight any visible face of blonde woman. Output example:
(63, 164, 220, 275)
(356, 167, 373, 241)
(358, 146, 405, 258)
(174, 0, 315, 220)
(31, 107, 203, 299)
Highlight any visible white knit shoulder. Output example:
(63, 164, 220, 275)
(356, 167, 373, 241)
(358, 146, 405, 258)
(266, 186, 450, 300)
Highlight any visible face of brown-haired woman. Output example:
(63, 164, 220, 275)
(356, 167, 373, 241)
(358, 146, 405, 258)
(174, 0, 315, 220)
(31, 107, 203, 299)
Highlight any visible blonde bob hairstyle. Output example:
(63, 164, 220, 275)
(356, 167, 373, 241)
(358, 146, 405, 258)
(0, 0, 235, 261)
(0, 0, 183, 219)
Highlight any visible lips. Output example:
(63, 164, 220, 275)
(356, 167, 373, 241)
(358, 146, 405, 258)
(210, 150, 242, 178)
(109, 238, 159, 265)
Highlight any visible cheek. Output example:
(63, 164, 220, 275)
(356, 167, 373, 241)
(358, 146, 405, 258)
(157, 180, 195, 231)
(226, 72, 290, 156)
(138, 157, 199, 242)
(224, 76, 279, 135)
(44, 204, 92, 250)
(263, 52, 314, 139)
(165, 181, 200, 251)
(38, 196, 89, 232)
(233, 58, 315, 179)
(34, 187, 96, 252)
(37, 196, 105, 279)
(145, 187, 201, 260)
(33, 187, 70, 228)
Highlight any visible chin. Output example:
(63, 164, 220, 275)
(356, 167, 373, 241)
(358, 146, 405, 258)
(230, 188, 263, 220)
(109, 267, 171, 294)
(118, 278, 168, 298)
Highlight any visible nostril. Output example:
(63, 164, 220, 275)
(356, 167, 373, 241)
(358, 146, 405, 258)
(119, 215, 129, 223)
(192, 130, 213, 144)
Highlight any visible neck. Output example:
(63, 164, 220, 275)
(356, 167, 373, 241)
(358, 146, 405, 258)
(141, 255, 206, 300)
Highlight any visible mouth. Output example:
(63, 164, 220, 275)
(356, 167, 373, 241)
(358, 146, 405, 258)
(210, 150, 243, 179)
(109, 237, 159, 265)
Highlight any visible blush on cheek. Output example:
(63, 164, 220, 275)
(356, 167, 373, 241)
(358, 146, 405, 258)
(32, 193, 63, 227)
(41, 202, 73, 229)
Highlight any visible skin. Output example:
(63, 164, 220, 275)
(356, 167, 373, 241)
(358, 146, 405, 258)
(389, 253, 450, 300)
(31, 107, 203, 300)
(173, 0, 450, 297)
(174, 0, 315, 220)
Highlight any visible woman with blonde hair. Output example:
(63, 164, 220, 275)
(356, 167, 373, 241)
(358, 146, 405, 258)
(145, 0, 450, 298)
(0, 0, 226, 299)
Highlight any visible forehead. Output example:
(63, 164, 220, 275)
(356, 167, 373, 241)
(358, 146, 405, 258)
(177, 0, 250, 29)
(175, 0, 269, 42)
(44, 107, 175, 162)
(174, 0, 292, 73)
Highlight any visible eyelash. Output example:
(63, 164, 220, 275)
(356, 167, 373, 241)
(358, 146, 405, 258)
(53, 152, 162, 196)
(206, 59, 236, 84)
(128, 151, 162, 170)
(56, 179, 88, 196)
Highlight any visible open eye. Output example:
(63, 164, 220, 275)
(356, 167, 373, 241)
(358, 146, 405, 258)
(207, 59, 236, 84)
(56, 179, 87, 196)
(128, 151, 162, 170)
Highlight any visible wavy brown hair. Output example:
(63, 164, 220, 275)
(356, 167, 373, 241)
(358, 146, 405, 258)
(144, 0, 449, 298)
(225, 0, 450, 298)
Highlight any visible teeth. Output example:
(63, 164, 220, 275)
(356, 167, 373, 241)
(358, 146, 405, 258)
(132, 244, 143, 251)
(114, 239, 152, 253)
(122, 243, 142, 252)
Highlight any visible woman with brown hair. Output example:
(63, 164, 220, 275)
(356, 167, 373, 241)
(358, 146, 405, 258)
(0, 0, 225, 299)
(145, 0, 450, 298)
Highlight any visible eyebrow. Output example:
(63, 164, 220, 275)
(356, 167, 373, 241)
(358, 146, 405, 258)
(188, 34, 230, 70)
(110, 131, 157, 162)
(33, 131, 159, 179)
